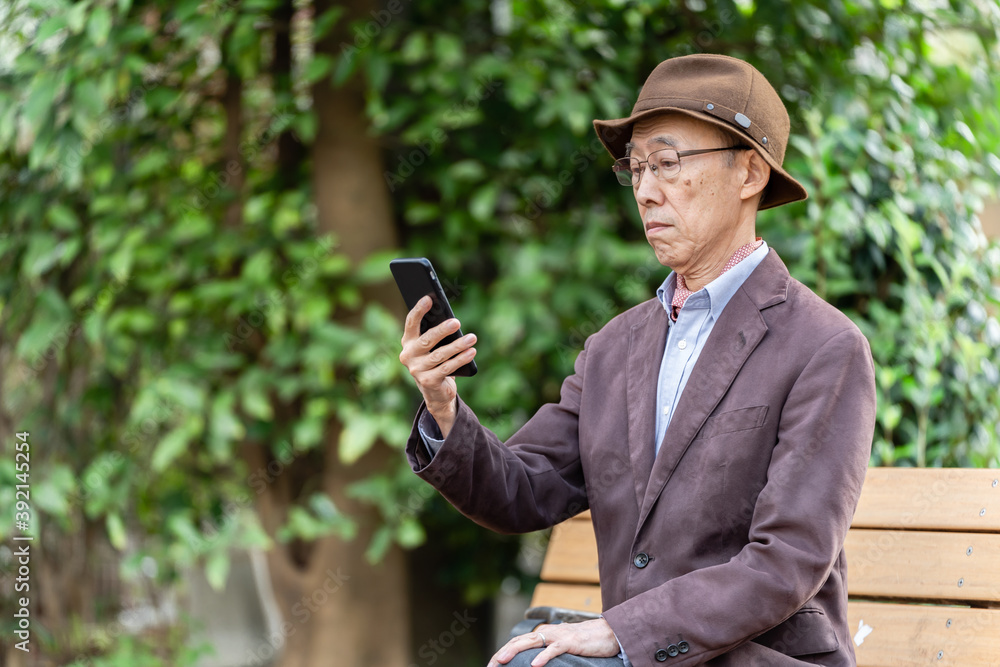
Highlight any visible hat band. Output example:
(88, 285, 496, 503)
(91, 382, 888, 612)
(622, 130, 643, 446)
(634, 96, 775, 157)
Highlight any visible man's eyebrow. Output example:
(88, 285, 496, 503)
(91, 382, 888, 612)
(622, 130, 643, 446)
(624, 136, 677, 157)
(649, 135, 678, 148)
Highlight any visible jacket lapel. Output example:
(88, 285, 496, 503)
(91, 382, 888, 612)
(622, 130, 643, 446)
(636, 251, 789, 526)
(625, 304, 669, 513)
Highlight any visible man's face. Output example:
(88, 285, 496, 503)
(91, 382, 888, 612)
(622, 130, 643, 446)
(627, 113, 755, 278)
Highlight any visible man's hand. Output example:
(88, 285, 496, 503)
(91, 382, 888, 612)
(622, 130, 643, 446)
(399, 295, 478, 438)
(488, 619, 620, 667)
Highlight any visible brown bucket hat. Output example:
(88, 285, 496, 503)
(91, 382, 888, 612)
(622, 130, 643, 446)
(593, 54, 808, 210)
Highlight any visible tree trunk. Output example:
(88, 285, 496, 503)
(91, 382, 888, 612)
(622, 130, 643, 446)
(251, 437, 410, 667)
(248, 0, 409, 664)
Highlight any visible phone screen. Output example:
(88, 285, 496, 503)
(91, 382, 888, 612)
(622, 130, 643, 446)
(390, 258, 478, 376)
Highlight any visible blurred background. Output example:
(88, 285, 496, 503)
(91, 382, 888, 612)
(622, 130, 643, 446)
(1, 0, 999, 665)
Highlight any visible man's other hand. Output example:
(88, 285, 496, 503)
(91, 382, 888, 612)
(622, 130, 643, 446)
(489, 618, 620, 667)
(399, 295, 478, 438)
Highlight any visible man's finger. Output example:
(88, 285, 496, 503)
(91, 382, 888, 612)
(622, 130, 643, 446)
(416, 318, 462, 352)
(402, 295, 433, 343)
(437, 344, 476, 377)
(410, 333, 475, 374)
(488, 630, 549, 667)
(528, 646, 560, 667)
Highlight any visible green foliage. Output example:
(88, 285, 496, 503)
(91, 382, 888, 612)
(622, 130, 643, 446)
(0, 0, 417, 651)
(62, 631, 213, 667)
(1, 1, 999, 654)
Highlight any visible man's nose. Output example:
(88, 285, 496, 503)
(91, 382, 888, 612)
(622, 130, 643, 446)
(635, 168, 664, 207)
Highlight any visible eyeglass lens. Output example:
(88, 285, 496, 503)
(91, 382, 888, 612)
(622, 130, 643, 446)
(614, 149, 681, 186)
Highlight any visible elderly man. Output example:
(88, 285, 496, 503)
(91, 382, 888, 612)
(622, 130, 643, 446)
(399, 54, 875, 667)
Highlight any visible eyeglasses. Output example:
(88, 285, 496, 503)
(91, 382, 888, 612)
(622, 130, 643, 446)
(612, 146, 752, 187)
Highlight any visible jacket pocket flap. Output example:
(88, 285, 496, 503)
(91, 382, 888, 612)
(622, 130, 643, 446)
(696, 405, 768, 440)
(753, 607, 839, 657)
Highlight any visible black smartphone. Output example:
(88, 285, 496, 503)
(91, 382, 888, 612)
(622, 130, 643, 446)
(389, 257, 478, 377)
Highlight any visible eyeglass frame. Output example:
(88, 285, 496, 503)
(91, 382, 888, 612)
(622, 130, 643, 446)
(612, 145, 753, 187)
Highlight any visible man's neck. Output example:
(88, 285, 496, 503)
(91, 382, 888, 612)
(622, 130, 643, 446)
(679, 237, 758, 292)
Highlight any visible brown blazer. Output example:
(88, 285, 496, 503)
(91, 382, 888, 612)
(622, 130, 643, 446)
(405, 250, 876, 666)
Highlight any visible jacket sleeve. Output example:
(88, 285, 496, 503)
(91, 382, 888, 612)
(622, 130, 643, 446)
(403, 339, 592, 534)
(602, 327, 876, 667)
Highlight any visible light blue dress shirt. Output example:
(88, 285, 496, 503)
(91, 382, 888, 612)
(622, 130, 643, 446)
(653, 241, 769, 453)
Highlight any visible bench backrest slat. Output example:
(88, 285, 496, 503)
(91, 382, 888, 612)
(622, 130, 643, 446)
(539, 518, 599, 584)
(851, 468, 1000, 531)
(530, 467, 1000, 666)
(845, 529, 1000, 604)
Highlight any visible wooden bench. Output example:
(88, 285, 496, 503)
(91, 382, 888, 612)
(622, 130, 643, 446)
(522, 468, 1000, 665)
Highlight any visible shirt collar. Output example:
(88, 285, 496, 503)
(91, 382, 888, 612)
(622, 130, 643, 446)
(656, 240, 770, 321)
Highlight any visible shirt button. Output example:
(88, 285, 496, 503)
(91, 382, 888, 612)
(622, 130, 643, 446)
(667, 644, 680, 657)
(678, 641, 690, 654)
(655, 649, 668, 662)
(633, 552, 649, 568)
(677, 339, 687, 350)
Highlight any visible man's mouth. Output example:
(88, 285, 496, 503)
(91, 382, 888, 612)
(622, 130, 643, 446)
(645, 220, 672, 232)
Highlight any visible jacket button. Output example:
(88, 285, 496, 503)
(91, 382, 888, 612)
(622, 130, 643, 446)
(633, 552, 649, 568)
(655, 648, 668, 662)
(667, 644, 680, 657)
(678, 641, 690, 654)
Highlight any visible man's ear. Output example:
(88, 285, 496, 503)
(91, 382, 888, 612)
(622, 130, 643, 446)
(740, 150, 771, 203)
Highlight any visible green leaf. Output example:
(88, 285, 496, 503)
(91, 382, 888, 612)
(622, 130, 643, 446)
(205, 551, 230, 591)
(32, 465, 74, 518)
(87, 6, 113, 46)
(364, 525, 393, 564)
(151, 425, 193, 471)
(292, 417, 324, 450)
(107, 513, 127, 551)
(400, 32, 428, 63)
(332, 48, 360, 87)
(433, 33, 463, 67)
(469, 183, 499, 222)
(133, 149, 171, 179)
(242, 385, 274, 421)
(66, 1, 91, 33)
(338, 412, 379, 464)
(21, 72, 60, 136)
(23, 232, 70, 276)
(309, 493, 339, 521)
(48, 203, 80, 231)
(35, 15, 68, 43)
(209, 391, 245, 457)
(291, 110, 317, 143)
(313, 6, 345, 39)
(303, 55, 335, 85)
(395, 516, 426, 548)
